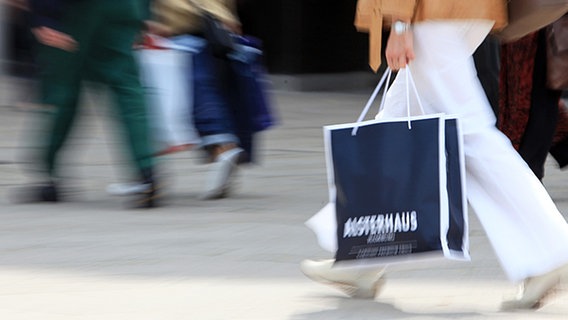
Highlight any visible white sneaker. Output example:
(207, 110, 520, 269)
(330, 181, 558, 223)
(300, 259, 386, 299)
(501, 263, 568, 310)
(107, 182, 151, 196)
(201, 147, 243, 200)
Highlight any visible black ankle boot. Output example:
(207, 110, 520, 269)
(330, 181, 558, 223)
(39, 183, 59, 202)
(130, 168, 161, 209)
(130, 181, 160, 209)
(14, 181, 59, 203)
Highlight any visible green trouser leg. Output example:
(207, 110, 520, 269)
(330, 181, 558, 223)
(38, 0, 154, 180)
(37, 42, 84, 177)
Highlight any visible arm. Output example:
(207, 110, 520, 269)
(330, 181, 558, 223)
(382, 0, 416, 70)
(385, 16, 414, 70)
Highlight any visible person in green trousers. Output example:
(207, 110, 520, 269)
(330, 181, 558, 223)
(27, 0, 159, 208)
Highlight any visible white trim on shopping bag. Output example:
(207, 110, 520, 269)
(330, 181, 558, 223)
(325, 113, 448, 132)
(455, 117, 470, 261)
(438, 116, 451, 260)
(323, 127, 337, 204)
(446, 115, 470, 261)
(438, 115, 470, 262)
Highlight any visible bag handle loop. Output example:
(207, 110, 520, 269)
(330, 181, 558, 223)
(351, 65, 425, 136)
(351, 68, 391, 135)
(404, 66, 427, 124)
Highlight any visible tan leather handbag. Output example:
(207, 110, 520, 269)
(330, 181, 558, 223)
(546, 15, 568, 90)
(498, 0, 568, 42)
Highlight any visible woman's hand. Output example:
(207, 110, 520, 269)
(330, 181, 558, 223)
(385, 24, 415, 71)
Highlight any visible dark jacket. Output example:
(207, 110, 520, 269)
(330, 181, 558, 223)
(29, 0, 152, 30)
(28, 0, 69, 29)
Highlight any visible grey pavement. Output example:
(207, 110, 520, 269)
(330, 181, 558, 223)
(0, 76, 567, 319)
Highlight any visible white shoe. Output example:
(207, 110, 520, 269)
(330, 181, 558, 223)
(107, 182, 151, 196)
(300, 259, 385, 299)
(501, 263, 568, 310)
(201, 147, 243, 200)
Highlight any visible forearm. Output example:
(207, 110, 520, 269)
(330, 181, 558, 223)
(385, 14, 414, 70)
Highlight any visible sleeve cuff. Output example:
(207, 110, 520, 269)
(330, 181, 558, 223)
(381, 0, 417, 20)
(31, 15, 60, 30)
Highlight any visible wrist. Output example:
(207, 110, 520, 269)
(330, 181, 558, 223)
(391, 20, 411, 35)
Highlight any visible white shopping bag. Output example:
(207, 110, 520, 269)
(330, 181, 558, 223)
(137, 45, 201, 150)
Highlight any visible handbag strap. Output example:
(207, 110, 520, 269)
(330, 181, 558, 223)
(351, 65, 425, 136)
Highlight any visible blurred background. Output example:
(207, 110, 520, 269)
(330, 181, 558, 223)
(0, 0, 377, 99)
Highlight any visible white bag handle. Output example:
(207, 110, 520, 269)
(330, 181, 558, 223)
(351, 68, 391, 136)
(351, 66, 425, 136)
(404, 66, 426, 119)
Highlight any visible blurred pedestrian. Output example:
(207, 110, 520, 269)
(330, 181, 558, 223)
(301, 0, 568, 310)
(147, 0, 253, 199)
(499, 28, 564, 180)
(24, 0, 159, 208)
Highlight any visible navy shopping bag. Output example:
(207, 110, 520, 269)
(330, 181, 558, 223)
(324, 114, 469, 265)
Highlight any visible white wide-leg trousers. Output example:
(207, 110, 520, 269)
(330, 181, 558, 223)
(380, 21, 568, 283)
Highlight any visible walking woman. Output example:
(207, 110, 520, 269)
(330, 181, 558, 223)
(302, 0, 568, 310)
(147, 0, 247, 199)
